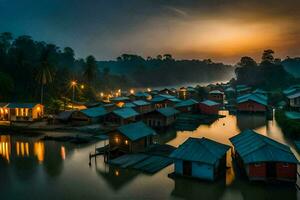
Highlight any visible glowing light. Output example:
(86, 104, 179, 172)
(114, 137, 120, 144)
(100, 92, 104, 97)
(34, 142, 45, 163)
(124, 140, 129, 145)
(61, 146, 66, 160)
(130, 89, 134, 94)
(80, 84, 85, 89)
(115, 170, 120, 176)
(147, 88, 151, 92)
(37, 106, 41, 111)
(71, 81, 77, 86)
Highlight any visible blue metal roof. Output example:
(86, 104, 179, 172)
(110, 97, 130, 101)
(230, 130, 298, 164)
(237, 93, 268, 106)
(285, 111, 300, 120)
(113, 107, 139, 119)
(170, 137, 230, 165)
(135, 91, 151, 98)
(157, 107, 180, 117)
(132, 100, 150, 106)
(117, 121, 156, 141)
(175, 99, 198, 108)
(200, 100, 219, 107)
(7, 103, 40, 109)
(123, 103, 136, 108)
(80, 106, 107, 118)
(151, 96, 166, 102)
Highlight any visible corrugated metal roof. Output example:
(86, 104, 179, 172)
(132, 100, 150, 106)
(113, 107, 139, 119)
(287, 92, 300, 99)
(209, 90, 224, 95)
(230, 130, 298, 164)
(158, 94, 177, 99)
(80, 106, 107, 118)
(225, 87, 235, 92)
(123, 103, 136, 108)
(110, 97, 130, 101)
(285, 111, 300, 120)
(157, 107, 180, 117)
(170, 137, 230, 165)
(237, 93, 268, 106)
(151, 96, 166, 102)
(7, 103, 40, 109)
(175, 99, 198, 108)
(135, 91, 151, 98)
(117, 121, 156, 141)
(200, 100, 220, 107)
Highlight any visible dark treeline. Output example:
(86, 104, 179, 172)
(98, 54, 235, 87)
(0, 32, 130, 105)
(235, 50, 298, 89)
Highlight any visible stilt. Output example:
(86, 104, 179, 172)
(89, 153, 91, 166)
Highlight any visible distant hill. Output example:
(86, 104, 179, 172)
(97, 54, 235, 87)
(281, 57, 300, 77)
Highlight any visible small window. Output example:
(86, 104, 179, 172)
(282, 163, 289, 167)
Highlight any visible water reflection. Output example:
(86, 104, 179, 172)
(95, 161, 140, 191)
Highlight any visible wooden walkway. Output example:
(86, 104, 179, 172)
(108, 153, 173, 174)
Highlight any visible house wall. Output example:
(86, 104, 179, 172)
(135, 105, 152, 114)
(192, 162, 214, 180)
(9, 104, 44, 122)
(199, 104, 219, 115)
(237, 101, 266, 112)
(276, 163, 297, 181)
(289, 97, 300, 108)
(176, 105, 197, 113)
(208, 94, 223, 103)
(248, 163, 266, 179)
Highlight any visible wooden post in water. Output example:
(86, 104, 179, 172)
(89, 153, 91, 166)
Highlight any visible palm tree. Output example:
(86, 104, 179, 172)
(83, 55, 98, 85)
(36, 57, 53, 104)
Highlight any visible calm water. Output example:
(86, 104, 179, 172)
(1, 110, 299, 200)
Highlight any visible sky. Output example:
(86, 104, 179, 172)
(1, 0, 300, 63)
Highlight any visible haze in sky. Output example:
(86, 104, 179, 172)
(1, 0, 299, 63)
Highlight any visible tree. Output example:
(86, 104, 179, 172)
(238, 56, 257, 67)
(83, 55, 98, 85)
(0, 72, 14, 100)
(35, 47, 54, 104)
(261, 49, 275, 63)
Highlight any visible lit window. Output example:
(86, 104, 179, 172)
(114, 137, 120, 143)
(124, 140, 129, 145)
(115, 170, 120, 176)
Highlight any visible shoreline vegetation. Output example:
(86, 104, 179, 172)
(275, 110, 300, 138)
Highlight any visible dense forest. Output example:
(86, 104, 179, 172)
(0, 32, 235, 105)
(98, 54, 234, 87)
(234, 50, 298, 89)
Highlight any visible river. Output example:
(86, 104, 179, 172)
(0, 110, 299, 200)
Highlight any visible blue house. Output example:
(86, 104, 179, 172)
(170, 137, 230, 181)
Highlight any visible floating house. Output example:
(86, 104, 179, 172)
(132, 100, 152, 114)
(110, 96, 131, 107)
(6, 103, 44, 122)
(230, 130, 299, 183)
(108, 121, 156, 156)
(208, 90, 224, 103)
(70, 106, 107, 125)
(0, 103, 9, 121)
(170, 137, 230, 181)
(198, 100, 220, 115)
(150, 94, 181, 109)
(143, 107, 180, 128)
(174, 99, 199, 113)
(284, 86, 300, 111)
(237, 93, 268, 112)
(106, 107, 139, 126)
(236, 85, 252, 96)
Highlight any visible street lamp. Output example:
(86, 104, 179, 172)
(71, 81, 77, 102)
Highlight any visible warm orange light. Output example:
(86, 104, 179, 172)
(115, 170, 120, 176)
(61, 146, 66, 160)
(114, 137, 120, 144)
(124, 140, 129, 145)
(71, 81, 77, 86)
(147, 88, 151, 92)
(130, 89, 134, 94)
(80, 84, 84, 89)
(34, 142, 45, 163)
